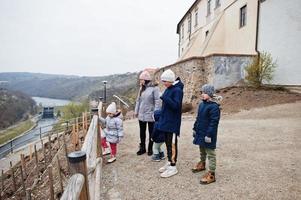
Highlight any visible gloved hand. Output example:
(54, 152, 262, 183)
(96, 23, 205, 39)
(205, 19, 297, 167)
(193, 130, 196, 137)
(205, 136, 211, 143)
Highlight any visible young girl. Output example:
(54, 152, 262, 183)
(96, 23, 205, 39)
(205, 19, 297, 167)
(99, 102, 124, 163)
(135, 70, 161, 156)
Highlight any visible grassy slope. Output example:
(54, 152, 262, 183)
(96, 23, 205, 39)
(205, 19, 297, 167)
(0, 119, 35, 145)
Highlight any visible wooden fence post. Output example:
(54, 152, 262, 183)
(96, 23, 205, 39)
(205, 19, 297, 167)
(72, 124, 76, 151)
(20, 154, 27, 178)
(57, 156, 64, 194)
(48, 134, 52, 159)
(1, 170, 4, 195)
(85, 112, 88, 130)
(29, 145, 33, 160)
(57, 131, 61, 147)
(19, 166, 26, 196)
(96, 115, 102, 158)
(41, 139, 47, 169)
(62, 132, 70, 173)
(67, 151, 90, 200)
(34, 144, 39, 171)
(0, 170, 3, 200)
(83, 112, 86, 131)
(9, 161, 16, 192)
(26, 188, 32, 200)
(76, 118, 79, 135)
(48, 165, 54, 200)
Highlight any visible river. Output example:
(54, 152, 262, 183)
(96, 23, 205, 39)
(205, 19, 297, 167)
(0, 97, 71, 159)
(32, 96, 71, 107)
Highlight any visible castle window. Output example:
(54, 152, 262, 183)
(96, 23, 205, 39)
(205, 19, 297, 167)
(240, 5, 247, 27)
(181, 24, 184, 39)
(195, 9, 198, 27)
(207, 0, 211, 16)
(215, 0, 221, 9)
(188, 15, 191, 33)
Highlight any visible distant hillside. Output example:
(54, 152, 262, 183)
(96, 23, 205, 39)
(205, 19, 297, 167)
(0, 72, 139, 107)
(0, 89, 36, 130)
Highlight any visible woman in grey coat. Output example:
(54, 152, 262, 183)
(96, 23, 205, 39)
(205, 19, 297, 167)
(135, 70, 161, 155)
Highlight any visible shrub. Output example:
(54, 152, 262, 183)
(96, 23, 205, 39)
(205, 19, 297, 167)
(61, 99, 89, 121)
(245, 51, 277, 87)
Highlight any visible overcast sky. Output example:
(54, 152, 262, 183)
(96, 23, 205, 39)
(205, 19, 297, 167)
(0, 0, 194, 76)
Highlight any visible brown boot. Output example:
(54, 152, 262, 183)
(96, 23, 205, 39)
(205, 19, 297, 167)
(191, 162, 206, 173)
(200, 171, 216, 184)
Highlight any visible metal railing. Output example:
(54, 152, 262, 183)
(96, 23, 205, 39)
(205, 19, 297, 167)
(0, 114, 92, 159)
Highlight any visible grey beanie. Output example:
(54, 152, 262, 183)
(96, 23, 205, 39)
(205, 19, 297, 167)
(201, 84, 215, 97)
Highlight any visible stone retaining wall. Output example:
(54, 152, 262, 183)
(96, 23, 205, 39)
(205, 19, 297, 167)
(154, 54, 254, 104)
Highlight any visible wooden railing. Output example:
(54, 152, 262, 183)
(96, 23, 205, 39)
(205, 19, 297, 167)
(60, 174, 85, 199)
(61, 105, 103, 200)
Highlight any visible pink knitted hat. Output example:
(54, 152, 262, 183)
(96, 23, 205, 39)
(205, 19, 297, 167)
(139, 70, 152, 81)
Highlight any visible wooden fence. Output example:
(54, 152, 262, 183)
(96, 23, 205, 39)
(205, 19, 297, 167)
(61, 103, 103, 200)
(0, 112, 91, 199)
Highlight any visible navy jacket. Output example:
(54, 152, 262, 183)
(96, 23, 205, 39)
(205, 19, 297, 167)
(151, 110, 165, 143)
(193, 100, 221, 149)
(157, 78, 184, 136)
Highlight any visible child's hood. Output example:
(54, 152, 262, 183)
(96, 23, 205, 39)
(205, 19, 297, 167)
(172, 77, 184, 90)
(211, 94, 223, 105)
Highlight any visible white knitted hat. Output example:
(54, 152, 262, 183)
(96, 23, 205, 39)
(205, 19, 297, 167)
(106, 102, 117, 113)
(160, 69, 175, 82)
(139, 70, 152, 81)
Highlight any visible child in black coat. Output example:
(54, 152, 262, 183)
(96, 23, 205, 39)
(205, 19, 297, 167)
(151, 110, 165, 161)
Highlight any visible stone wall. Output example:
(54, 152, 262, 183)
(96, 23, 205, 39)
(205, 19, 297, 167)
(209, 55, 254, 89)
(154, 57, 209, 104)
(154, 54, 254, 104)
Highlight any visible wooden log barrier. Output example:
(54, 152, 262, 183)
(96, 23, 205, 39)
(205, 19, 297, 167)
(67, 151, 90, 200)
(60, 174, 85, 200)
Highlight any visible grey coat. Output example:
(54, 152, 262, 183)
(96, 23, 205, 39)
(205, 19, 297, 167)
(99, 115, 124, 144)
(135, 83, 161, 122)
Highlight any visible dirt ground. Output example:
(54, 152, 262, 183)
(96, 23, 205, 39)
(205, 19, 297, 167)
(190, 86, 301, 115)
(100, 101, 301, 200)
(1, 87, 301, 200)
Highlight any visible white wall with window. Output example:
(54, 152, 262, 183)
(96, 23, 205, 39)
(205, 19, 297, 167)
(258, 0, 301, 85)
(177, 0, 258, 59)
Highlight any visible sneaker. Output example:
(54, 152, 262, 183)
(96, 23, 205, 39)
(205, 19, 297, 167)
(107, 157, 116, 163)
(200, 171, 216, 184)
(160, 166, 178, 178)
(191, 162, 206, 173)
(159, 152, 165, 160)
(151, 154, 161, 162)
(102, 148, 111, 156)
(158, 162, 170, 173)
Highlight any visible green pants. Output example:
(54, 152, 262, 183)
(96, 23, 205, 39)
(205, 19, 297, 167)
(199, 146, 216, 172)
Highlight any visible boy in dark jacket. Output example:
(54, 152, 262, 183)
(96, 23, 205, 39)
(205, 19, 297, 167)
(157, 69, 184, 178)
(192, 84, 221, 184)
(151, 110, 165, 161)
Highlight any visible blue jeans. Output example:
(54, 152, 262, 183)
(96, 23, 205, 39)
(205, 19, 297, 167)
(153, 142, 164, 154)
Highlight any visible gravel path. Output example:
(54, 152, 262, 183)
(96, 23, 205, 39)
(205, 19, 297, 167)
(101, 102, 301, 200)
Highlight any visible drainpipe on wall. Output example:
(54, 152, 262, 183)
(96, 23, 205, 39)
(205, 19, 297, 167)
(255, 0, 261, 56)
(189, 12, 192, 42)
